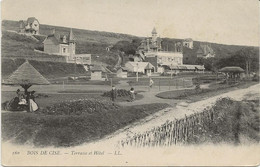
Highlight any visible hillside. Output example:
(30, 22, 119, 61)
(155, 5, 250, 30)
(2, 20, 137, 53)
(2, 19, 259, 76)
(2, 20, 139, 76)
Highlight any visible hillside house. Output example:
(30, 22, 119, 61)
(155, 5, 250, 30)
(19, 17, 40, 35)
(183, 38, 193, 49)
(145, 52, 183, 68)
(43, 28, 76, 55)
(125, 62, 155, 76)
(117, 67, 128, 78)
(136, 28, 184, 73)
(196, 44, 215, 58)
(42, 29, 91, 64)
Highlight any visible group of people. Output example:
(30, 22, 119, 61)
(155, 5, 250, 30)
(15, 89, 38, 112)
(110, 78, 154, 103)
(110, 86, 136, 102)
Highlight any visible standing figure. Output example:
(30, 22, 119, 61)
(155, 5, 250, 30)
(149, 78, 154, 88)
(129, 87, 135, 102)
(29, 91, 38, 112)
(110, 85, 117, 102)
(16, 89, 23, 101)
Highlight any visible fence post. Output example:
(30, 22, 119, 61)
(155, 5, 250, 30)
(159, 78, 161, 91)
(110, 78, 113, 87)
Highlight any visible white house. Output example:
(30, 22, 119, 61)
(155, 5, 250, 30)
(125, 61, 155, 76)
(117, 67, 128, 78)
(145, 51, 183, 66)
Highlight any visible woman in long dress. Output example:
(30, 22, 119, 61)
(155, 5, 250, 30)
(29, 91, 38, 112)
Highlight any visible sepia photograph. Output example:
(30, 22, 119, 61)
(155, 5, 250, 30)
(1, 0, 260, 166)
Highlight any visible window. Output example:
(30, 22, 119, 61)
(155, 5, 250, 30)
(63, 48, 66, 53)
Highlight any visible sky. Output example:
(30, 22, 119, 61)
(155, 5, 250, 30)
(1, 0, 259, 46)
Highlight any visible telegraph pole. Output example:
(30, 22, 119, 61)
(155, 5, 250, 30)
(136, 63, 139, 82)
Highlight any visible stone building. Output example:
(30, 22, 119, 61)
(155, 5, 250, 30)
(19, 17, 40, 34)
(42, 29, 91, 64)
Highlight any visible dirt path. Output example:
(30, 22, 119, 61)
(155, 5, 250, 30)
(74, 83, 260, 149)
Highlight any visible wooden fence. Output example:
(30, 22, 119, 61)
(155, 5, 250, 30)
(119, 107, 219, 148)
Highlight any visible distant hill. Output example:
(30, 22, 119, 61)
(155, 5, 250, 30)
(2, 19, 259, 76)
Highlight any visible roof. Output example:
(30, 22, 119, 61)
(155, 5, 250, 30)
(167, 64, 205, 70)
(126, 62, 155, 69)
(3, 61, 50, 85)
(69, 28, 76, 42)
(91, 65, 103, 71)
(27, 17, 39, 24)
(43, 34, 60, 45)
(43, 29, 76, 45)
(118, 67, 128, 72)
(152, 27, 157, 34)
(219, 66, 245, 73)
(183, 38, 193, 42)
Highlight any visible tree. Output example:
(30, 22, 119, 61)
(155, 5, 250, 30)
(236, 47, 256, 77)
(215, 47, 259, 75)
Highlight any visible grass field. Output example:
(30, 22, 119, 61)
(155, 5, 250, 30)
(156, 81, 258, 102)
(2, 102, 169, 147)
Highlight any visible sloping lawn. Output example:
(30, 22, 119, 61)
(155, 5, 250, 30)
(2, 101, 169, 147)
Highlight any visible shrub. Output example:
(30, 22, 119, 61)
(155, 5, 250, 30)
(102, 89, 132, 97)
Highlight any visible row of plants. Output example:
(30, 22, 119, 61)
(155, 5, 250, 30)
(102, 89, 133, 97)
(37, 98, 119, 115)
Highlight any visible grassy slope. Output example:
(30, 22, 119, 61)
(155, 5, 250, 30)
(2, 103, 169, 147)
(1, 20, 139, 76)
(187, 98, 260, 144)
(2, 20, 137, 55)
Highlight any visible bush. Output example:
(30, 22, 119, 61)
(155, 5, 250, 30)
(102, 89, 132, 97)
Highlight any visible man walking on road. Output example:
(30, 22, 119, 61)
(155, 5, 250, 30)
(149, 78, 154, 89)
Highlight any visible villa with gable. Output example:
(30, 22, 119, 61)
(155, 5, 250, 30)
(42, 29, 91, 65)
